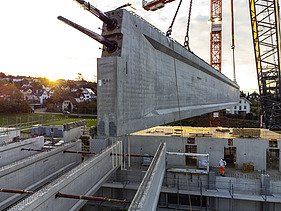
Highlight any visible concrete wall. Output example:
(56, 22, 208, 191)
(0, 141, 81, 210)
(90, 138, 110, 153)
(32, 126, 63, 137)
(0, 128, 20, 141)
(126, 135, 185, 167)
(9, 141, 122, 211)
(0, 136, 44, 168)
(234, 138, 267, 170)
(63, 126, 82, 143)
(97, 9, 239, 137)
(128, 135, 270, 171)
(0, 134, 9, 145)
(197, 137, 268, 170)
(63, 121, 85, 143)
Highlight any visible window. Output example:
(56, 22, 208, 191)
(269, 140, 278, 148)
(239, 106, 242, 110)
(234, 106, 236, 109)
(244, 105, 246, 109)
(228, 139, 233, 146)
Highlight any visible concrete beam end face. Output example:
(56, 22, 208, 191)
(97, 10, 240, 137)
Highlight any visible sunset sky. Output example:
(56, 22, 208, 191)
(0, 0, 257, 91)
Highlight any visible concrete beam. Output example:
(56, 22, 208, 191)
(9, 141, 122, 211)
(0, 141, 81, 210)
(0, 136, 44, 168)
(129, 143, 166, 211)
(97, 9, 239, 137)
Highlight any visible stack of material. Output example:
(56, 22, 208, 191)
(242, 162, 254, 173)
(233, 128, 261, 138)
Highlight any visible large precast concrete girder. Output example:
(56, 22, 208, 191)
(129, 143, 166, 211)
(97, 9, 240, 137)
(0, 137, 44, 168)
(9, 141, 122, 211)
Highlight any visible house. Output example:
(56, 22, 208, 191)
(34, 89, 50, 105)
(80, 88, 96, 101)
(20, 88, 39, 102)
(12, 78, 23, 83)
(72, 88, 96, 103)
(226, 97, 251, 114)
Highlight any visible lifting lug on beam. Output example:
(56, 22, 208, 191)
(110, 153, 154, 158)
(74, 0, 117, 31)
(63, 150, 95, 155)
(57, 16, 118, 53)
(55, 192, 128, 204)
(21, 148, 44, 152)
(0, 188, 34, 195)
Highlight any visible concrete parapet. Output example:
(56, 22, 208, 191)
(0, 141, 81, 210)
(129, 143, 166, 211)
(9, 141, 122, 211)
(0, 136, 44, 168)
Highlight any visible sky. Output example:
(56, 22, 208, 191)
(0, 0, 257, 92)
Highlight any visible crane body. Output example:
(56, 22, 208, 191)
(249, 0, 281, 129)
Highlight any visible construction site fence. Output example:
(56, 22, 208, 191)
(0, 115, 75, 134)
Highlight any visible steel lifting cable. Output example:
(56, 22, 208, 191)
(184, 0, 193, 51)
(166, 0, 183, 37)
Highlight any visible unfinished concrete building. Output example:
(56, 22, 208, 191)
(3, 6, 280, 211)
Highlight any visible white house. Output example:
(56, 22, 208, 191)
(38, 90, 50, 105)
(80, 88, 96, 101)
(226, 97, 251, 114)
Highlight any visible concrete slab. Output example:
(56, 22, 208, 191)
(97, 9, 239, 137)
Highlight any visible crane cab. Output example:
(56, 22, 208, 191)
(143, 0, 175, 11)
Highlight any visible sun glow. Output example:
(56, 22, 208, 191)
(46, 76, 58, 84)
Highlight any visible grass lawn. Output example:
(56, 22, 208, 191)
(0, 113, 96, 128)
(43, 117, 97, 127)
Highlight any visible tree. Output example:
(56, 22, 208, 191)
(77, 100, 97, 114)
(0, 83, 30, 113)
(76, 73, 85, 81)
(0, 72, 6, 78)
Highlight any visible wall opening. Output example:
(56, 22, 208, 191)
(224, 147, 237, 168)
(266, 148, 279, 170)
(185, 145, 197, 166)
